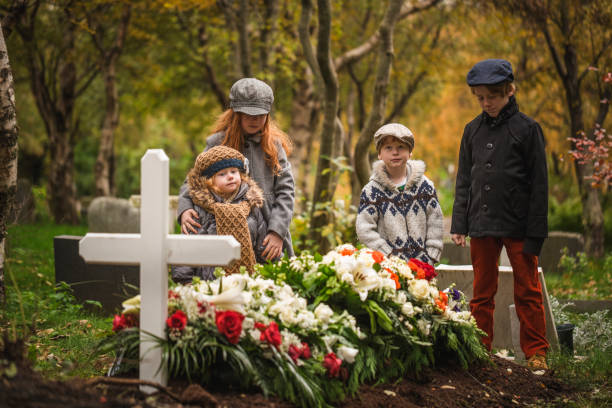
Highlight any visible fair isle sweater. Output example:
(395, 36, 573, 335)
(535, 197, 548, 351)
(356, 160, 444, 264)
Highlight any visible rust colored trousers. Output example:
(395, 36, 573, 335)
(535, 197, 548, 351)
(470, 237, 549, 358)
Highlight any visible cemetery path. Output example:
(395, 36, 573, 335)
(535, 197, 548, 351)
(1, 339, 574, 408)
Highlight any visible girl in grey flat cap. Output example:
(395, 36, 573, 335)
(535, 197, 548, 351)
(177, 78, 295, 260)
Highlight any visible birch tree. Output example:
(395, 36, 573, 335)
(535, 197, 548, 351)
(0, 19, 19, 304)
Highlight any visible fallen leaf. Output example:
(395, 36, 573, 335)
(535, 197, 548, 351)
(2, 362, 17, 378)
(440, 385, 456, 390)
(383, 390, 397, 396)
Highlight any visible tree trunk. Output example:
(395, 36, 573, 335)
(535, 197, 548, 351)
(259, 0, 279, 76)
(308, 0, 339, 251)
(93, 6, 130, 197)
(287, 72, 318, 202)
(236, 0, 252, 77)
(94, 64, 118, 197)
(17, 5, 84, 224)
(353, 0, 405, 187)
(551, 32, 604, 257)
(47, 125, 79, 224)
(0, 21, 19, 303)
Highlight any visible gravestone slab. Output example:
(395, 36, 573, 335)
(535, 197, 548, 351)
(54, 235, 139, 314)
(539, 231, 584, 274)
(441, 241, 471, 265)
(436, 264, 559, 351)
(443, 233, 584, 274)
(88, 197, 140, 233)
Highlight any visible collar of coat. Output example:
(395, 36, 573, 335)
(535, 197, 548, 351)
(189, 175, 264, 212)
(483, 95, 518, 127)
(370, 159, 426, 191)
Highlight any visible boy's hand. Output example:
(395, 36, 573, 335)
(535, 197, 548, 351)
(451, 234, 466, 247)
(262, 231, 283, 260)
(180, 209, 201, 234)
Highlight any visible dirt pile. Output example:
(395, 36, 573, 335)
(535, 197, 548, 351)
(1, 339, 574, 408)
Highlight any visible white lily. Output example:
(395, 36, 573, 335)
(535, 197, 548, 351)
(122, 295, 141, 315)
(202, 285, 246, 312)
(337, 345, 359, 364)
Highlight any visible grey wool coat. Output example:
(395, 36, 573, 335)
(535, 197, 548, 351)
(172, 178, 269, 284)
(178, 131, 295, 256)
(356, 160, 444, 265)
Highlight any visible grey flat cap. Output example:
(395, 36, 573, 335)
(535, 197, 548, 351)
(229, 78, 274, 115)
(467, 59, 514, 86)
(374, 123, 415, 151)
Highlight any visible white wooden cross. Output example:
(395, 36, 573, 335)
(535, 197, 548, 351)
(79, 149, 240, 390)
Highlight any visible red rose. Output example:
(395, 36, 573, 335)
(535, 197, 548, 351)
(370, 250, 384, 264)
(289, 345, 301, 362)
(166, 310, 188, 330)
(260, 321, 282, 347)
(215, 310, 245, 344)
(409, 258, 437, 281)
(255, 322, 267, 331)
(300, 342, 311, 359)
(323, 352, 342, 378)
(112, 314, 126, 332)
(112, 314, 137, 332)
(289, 342, 312, 362)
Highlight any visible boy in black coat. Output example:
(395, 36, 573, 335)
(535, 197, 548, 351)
(450, 59, 549, 370)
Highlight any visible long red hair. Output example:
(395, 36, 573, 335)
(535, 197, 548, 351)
(210, 110, 293, 175)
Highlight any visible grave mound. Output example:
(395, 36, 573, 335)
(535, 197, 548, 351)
(0, 337, 574, 408)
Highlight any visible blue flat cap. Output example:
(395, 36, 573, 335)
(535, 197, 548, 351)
(467, 59, 514, 86)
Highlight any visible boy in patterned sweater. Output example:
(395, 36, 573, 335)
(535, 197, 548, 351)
(356, 123, 444, 265)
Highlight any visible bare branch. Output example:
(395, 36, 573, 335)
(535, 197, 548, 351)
(334, 0, 441, 71)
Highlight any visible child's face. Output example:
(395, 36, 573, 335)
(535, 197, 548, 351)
(472, 85, 513, 118)
(240, 113, 267, 135)
(377, 137, 412, 172)
(212, 167, 241, 195)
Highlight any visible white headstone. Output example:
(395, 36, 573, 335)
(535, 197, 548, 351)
(79, 149, 241, 391)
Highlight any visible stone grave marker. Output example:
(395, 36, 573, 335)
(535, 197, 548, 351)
(79, 149, 241, 390)
(442, 233, 584, 274)
(436, 264, 559, 351)
(54, 235, 139, 314)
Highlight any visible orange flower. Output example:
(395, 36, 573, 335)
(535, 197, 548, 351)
(439, 291, 448, 305)
(368, 251, 385, 263)
(340, 248, 355, 256)
(435, 299, 447, 312)
(370, 250, 385, 264)
(416, 269, 426, 280)
(385, 268, 400, 289)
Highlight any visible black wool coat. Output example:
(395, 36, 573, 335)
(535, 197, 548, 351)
(450, 96, 548, 256)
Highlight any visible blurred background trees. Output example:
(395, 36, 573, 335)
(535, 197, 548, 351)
(0, 0, 610, 256)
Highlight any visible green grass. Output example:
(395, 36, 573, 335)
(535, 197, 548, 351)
(545, 251, 612, 300)
(1, 222, 115, 379)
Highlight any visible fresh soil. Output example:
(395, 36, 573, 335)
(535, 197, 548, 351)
(1, 338, 575, 408)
